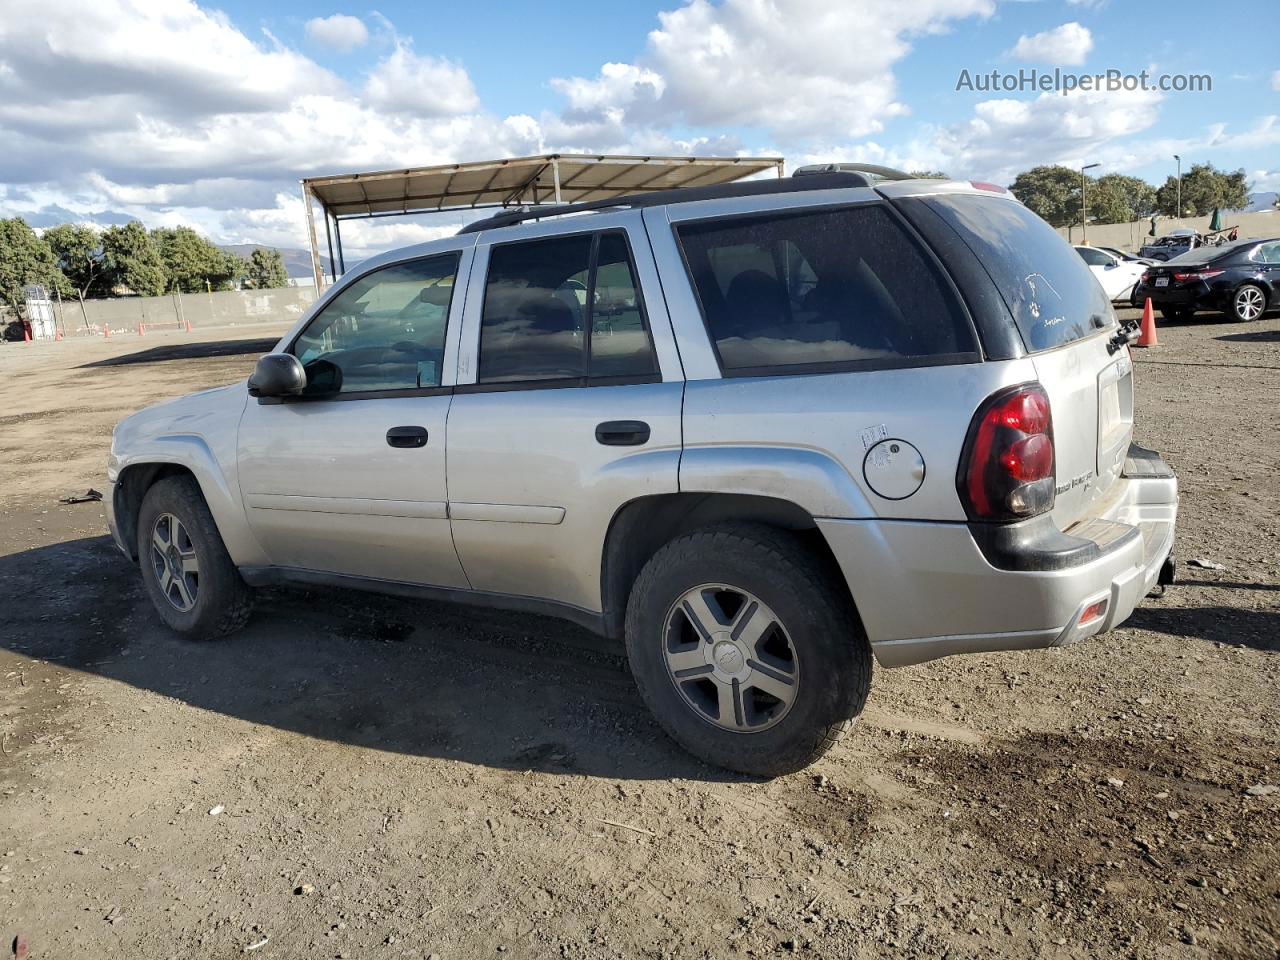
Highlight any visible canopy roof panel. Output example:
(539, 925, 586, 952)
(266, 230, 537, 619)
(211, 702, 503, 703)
(302, 153, 784, 219)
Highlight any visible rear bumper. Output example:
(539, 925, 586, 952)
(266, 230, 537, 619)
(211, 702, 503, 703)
(818, 444, 1177, 667)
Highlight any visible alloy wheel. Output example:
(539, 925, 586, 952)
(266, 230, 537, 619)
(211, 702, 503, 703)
(1235, 286, 1264, 321)
(150, 513, 199, 612)
(662, 583, 799, 732)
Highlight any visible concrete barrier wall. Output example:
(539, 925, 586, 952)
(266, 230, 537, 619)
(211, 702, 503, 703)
(4, 286, 317, 339)
(1056, 210, 1280, 253)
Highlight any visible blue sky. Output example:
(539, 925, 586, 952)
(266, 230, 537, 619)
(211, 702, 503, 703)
(1, 0, 1276, 257)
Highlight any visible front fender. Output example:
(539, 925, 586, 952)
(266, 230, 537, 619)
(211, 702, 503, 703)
(111, 437, 267, 567)
(109, 384, 266, 566)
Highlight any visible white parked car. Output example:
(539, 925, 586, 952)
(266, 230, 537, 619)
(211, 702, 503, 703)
(1074, 245, 1147, 304)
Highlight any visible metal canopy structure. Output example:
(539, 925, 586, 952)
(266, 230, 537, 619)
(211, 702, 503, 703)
(299, 153, 785, 289)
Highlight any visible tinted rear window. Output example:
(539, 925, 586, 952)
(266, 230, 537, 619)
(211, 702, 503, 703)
(676, 204, 976, 375)
(920, 194, 1112, 352)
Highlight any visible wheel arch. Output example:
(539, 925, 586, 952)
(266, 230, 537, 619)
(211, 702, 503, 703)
(114, 461, 201, 561)
(599, 492, 858, 640)
(112, 437, 263, 565)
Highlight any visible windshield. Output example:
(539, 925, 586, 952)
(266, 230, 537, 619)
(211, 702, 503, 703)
(919, 194, 1113, 352)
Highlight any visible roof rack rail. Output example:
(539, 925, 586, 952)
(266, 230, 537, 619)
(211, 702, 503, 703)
(456, 171, 874, 235)
(792, 163, 915, 181)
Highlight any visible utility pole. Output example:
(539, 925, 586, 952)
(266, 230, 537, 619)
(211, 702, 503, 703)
(1081, 162, 1100, 244)
(1173, 154, 1182, 219)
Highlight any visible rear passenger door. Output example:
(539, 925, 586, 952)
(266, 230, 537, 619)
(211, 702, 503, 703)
(446, 213, 685, 614)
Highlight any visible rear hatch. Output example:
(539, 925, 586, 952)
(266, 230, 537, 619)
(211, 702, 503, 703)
(894, 190, 1133, 528)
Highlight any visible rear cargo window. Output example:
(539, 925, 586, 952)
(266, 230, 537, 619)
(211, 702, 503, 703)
(675, 205, 977, 375)
(918, 194, 1112, 352)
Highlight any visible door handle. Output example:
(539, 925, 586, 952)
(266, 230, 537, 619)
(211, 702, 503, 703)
(595, 420, 650, 446)
(386, 425, 429, 448)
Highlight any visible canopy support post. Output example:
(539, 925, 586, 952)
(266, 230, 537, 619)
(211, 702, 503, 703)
(301, 184, 325, 292)
(333, 217, 347, 276)
(553, 157, 562, 203)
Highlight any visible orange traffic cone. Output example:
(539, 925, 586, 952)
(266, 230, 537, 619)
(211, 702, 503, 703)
(1134, 298, 1158, 348)
(137, 321, 145, 336)
(55, 328, 63, 342)
(184, 317, 193, 333)
(104, 325, 111, 339)
(22, 323, 31, 342)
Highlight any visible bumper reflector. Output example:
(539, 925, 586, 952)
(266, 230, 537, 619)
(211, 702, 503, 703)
(1079, 599, 1109, 625)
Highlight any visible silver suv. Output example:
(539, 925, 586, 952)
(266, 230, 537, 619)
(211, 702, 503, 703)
(107, 170, 1178, 776)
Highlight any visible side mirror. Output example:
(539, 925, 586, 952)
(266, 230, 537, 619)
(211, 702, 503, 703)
(1104, 261, 1117, 270)
(248, 353, 306, 398)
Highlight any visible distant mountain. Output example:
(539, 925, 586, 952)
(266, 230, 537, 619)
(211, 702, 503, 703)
(1238, 192, 1278, 214)
(220, 244, 332, 279)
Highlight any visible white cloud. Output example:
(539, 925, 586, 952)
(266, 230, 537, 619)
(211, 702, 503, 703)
(1008, 22, 1094, 66)
(304, 14, 369, 52)
(552, 0, 995, 141)
(363, 43, 480, 116)
(551, 63, 665, 122)
(923, 85, 1162, 182)
(1272, 70, 1280, 92)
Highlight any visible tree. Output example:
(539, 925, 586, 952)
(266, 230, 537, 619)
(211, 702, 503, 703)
(1009, 165, 1083, 228)
(1155, 162, 1250, 217)
(152, 226, 242, 293)
(44, 223, 106, 301)
(909, 170, 949, 179)
(245, 247, 289, 289)
(0, 218, 72, 335)
(1088, 174, 1157, 224)
(100, 222, 168, 296)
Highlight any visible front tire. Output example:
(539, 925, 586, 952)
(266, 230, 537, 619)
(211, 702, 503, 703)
(1230, 283, 1267, 322)
(625, 524, 872, 777)
(136, 475, 253, 640)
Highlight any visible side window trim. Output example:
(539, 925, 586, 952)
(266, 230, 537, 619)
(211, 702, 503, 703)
(280, 248, 469, 401)
(672, 201, 981, 379)
(465, 226, 662, 391)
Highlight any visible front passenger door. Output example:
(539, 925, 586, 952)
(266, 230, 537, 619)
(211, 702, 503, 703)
(237, 250, 471, 588)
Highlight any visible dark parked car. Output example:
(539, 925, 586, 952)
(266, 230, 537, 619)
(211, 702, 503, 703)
(1133, 237, 1280, 322)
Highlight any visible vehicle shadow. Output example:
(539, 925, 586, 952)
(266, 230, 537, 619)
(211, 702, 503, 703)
(0, 534, 746, 782)
(1125, 604, 1278, 653)
(79, 338, 278, 368)
(1216, 329, 1280, 343)
(1177, 578, 1280, 591)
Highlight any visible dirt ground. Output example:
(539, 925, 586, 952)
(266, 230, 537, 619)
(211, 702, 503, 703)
(1, 312, 1277, 960)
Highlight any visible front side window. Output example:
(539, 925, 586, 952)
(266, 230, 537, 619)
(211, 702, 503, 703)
(676, 204, 975, 374)
(292, 254, 459, 394)
(478, 231, 658, 383)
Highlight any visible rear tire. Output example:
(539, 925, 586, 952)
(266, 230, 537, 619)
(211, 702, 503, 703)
(625, 523, 872, 777)
(136, 475, 253, 640)
(1230, 283, 1266, 323)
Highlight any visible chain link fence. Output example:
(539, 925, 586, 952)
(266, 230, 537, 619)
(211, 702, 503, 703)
(3, 286, 318, 341)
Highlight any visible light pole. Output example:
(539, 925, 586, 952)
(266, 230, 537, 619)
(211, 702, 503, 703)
(1173, 154, 1182, 219)
(1081, 162, 1100, 244)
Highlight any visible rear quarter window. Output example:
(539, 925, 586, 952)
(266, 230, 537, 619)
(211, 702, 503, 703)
(675, 204, 977, 376)
(916, 194, 1114, 353)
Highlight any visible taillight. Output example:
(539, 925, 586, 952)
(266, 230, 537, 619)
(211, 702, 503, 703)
(970, 181, 1007, 193)
(958, 384, 1055, 521)
(1172, 269, 1223, 283)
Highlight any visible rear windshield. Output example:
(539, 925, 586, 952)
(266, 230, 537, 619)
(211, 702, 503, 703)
(675, 204, 977, 375)
(920, 194, 1112, 352)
